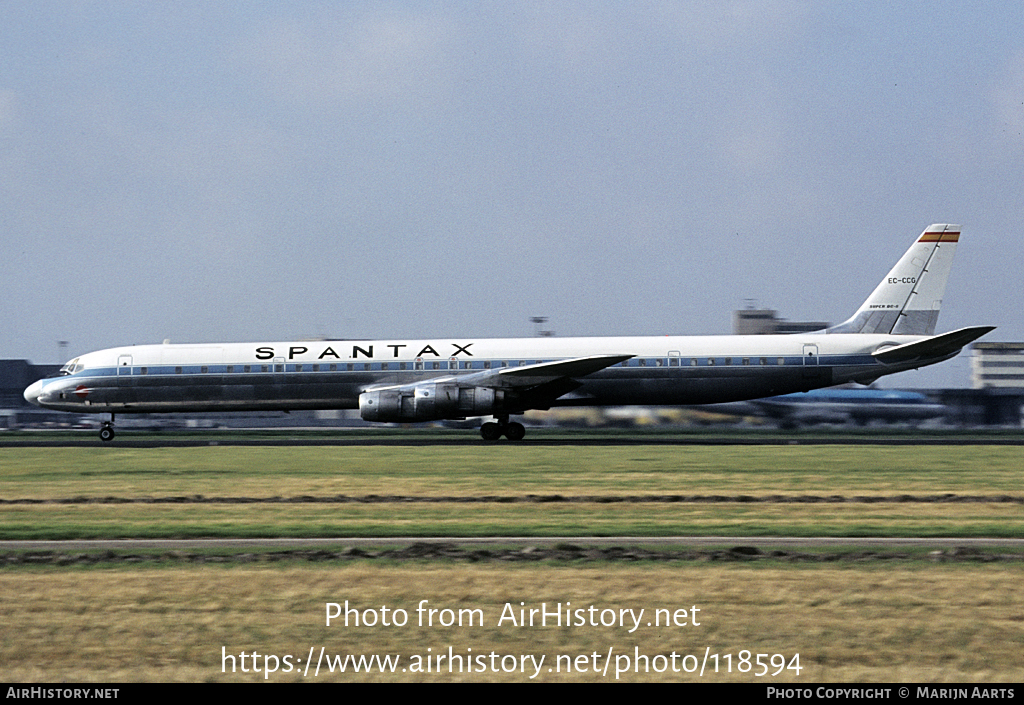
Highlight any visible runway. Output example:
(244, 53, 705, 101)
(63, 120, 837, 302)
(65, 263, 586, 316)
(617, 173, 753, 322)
(3, 431, 1024, 447)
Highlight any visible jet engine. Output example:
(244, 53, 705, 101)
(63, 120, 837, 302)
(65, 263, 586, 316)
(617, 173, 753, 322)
(359, 383, 511, 422)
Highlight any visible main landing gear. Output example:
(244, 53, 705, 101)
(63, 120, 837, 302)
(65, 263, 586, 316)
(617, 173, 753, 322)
(99, 415, 115, 442)
(480, 415, 526, 441)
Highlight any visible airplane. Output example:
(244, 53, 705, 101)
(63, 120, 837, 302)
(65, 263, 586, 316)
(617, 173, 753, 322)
(24, 224, 994, 442)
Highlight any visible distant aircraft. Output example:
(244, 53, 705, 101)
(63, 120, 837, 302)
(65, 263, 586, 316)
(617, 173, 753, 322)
(25, 224, 993, 441)
(707, 387, 947, 428)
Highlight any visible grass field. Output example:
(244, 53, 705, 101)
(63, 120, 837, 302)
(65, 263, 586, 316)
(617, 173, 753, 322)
(2, 562, 1022, 682)
(1, 445, 1022, 538)
(1, 442, 1022, 682)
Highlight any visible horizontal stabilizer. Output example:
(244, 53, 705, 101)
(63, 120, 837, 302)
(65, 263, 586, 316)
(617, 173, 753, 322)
(872, 326, 995, 364)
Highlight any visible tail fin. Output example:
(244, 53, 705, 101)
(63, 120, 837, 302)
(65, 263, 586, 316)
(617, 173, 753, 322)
(827, 224, 960, 335)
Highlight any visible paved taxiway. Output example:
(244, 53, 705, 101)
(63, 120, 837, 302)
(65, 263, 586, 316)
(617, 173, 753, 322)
(3, 434, 1024, 447)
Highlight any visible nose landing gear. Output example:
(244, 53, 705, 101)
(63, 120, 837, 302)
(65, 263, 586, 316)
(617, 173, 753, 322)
(99, 415, 115, 442)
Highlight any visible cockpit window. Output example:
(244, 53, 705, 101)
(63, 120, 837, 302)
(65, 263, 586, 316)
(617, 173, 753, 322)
(58, 358, 83, 375)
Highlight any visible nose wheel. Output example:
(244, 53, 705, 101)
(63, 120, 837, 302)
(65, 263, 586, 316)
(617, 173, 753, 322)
(480, 417, 526, 441)
(99, 416, 115, 442)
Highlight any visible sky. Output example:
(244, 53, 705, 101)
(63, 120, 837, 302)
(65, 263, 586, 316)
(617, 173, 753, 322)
(2, 1, 1022, 389)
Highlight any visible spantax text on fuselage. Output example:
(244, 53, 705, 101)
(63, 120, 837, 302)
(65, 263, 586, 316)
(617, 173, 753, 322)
(254, 343, 476, 361)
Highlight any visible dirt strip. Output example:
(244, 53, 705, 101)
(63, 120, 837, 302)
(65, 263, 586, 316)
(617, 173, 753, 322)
(3, 543, 1023, 566)
(3, 493, 1024, 505)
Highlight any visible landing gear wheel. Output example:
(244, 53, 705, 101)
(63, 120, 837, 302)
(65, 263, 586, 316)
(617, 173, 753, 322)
(480, 422, 502, 441)
(504, 422, 526, 441)
(99, 424, 115, 442)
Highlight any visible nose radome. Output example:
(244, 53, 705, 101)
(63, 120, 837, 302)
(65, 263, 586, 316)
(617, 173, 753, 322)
(24, 380, 43, 406)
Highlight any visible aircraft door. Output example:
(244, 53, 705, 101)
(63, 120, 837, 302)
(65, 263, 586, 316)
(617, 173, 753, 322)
(802, 344, 820, 379)
(117, 355, 133, 385)
(114, 354, 137, 402)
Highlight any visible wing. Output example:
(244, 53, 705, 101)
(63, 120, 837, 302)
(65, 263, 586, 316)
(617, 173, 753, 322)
(359, 353, 633, 418)
(457, 354, 634, 408)
(364, 353, 630, 400)
(481, 354, 634, 387)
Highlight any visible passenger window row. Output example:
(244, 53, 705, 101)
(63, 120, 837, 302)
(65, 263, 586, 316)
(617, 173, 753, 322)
(625, 357, 785, 367)
(106, 356, 795, 375)
(120, 360, 548, 375)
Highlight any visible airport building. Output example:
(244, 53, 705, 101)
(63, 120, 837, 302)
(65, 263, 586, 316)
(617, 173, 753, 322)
(733, 307, 829, 335)
(0, 360, 59, 407)
(941, 342, 1024, 426)
(930, 342, 1024, 426)
(0, 359, 62, 429)
(971, 342, 1024, 389)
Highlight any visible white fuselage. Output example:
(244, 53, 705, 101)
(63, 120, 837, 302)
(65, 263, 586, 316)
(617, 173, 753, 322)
(24, 331, 937, 415)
